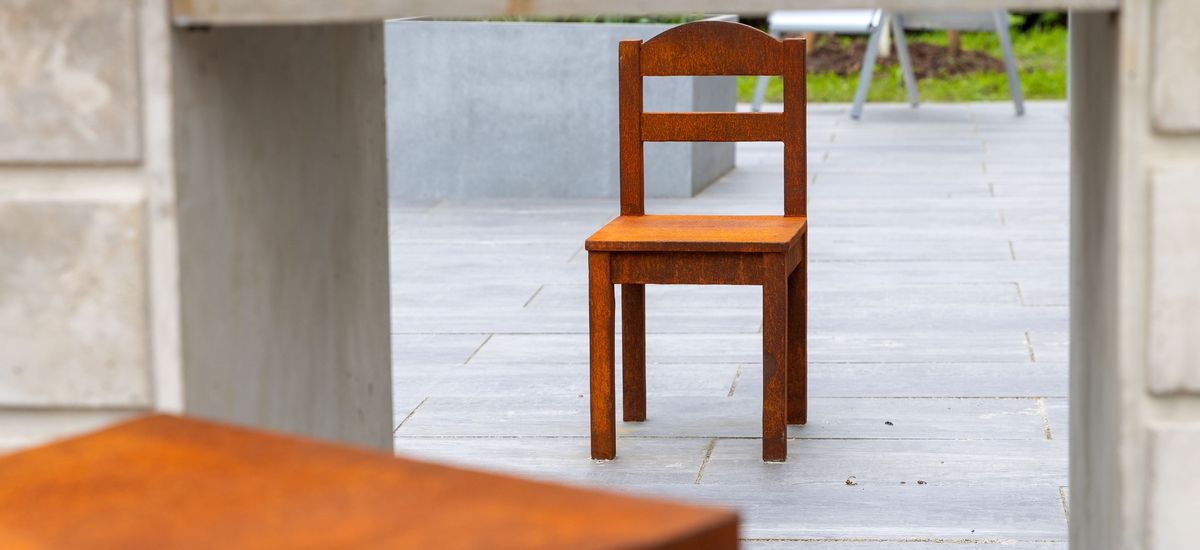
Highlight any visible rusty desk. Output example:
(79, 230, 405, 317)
(0, 415, 737, 549)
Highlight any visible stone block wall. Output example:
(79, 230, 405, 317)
(0, 0, 168, 451)
(0, 0, 394, 452)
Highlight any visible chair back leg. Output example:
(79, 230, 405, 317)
(787, 237, 808, 425)
(890, 13, 921, 108)
(850, 22, 885, 119)
(993, 10, 1026, 116)
(621, 284, 647, 422)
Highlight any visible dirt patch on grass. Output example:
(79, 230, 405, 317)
(809, 37, 1005, 78)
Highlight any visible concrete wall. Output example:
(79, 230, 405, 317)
(0, 2, 394, 452)
(0, 0, 167, 451)
(171, 24, 394, 450)
(385, 19, 736, 199)
(1070, 3, 1200, 548)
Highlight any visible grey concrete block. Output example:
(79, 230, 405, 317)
(0, 195, 151, 407)
(0, 0, 141, 162)
(1147, 424, 1200, 549)
(385, 18, 736, 199)
(1148, 167, 1200, 394)
(1152, 0, 1200, 132)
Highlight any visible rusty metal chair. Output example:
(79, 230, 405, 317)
(585, 21, 808, 462)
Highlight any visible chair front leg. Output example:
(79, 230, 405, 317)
(589, 252, 616, 459)
(762, 253, 789, 462)
(787, 235, 808, 425)
(622, 283, 646, 422)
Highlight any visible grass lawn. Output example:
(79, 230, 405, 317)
(739, 26, 1066, 103)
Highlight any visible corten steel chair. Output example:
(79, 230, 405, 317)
(585, 21, 808, 463)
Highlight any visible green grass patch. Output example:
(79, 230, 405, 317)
(739, 26, 1066, 103)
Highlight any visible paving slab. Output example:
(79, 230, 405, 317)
(397, 395, 1049, 441)
(389, 102, 1071, 545)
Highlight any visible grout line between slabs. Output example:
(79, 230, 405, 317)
(693, 438, 718, 484)
(522, 285, 544, 308)
(727, 365, 743, 397)
(1038, 397, 1054, 440)
(1059, 486, 1070, 523)
(463, 334, 493, 364)
(1024, 331, 1038, 363)
(393, 397, 429, 435)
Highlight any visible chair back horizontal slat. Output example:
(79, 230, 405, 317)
(642, 113, 784, 142)
(640, 20, 784, 76)
(619, 21, 806, 217)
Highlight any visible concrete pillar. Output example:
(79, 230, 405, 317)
(0, 1, 392, 451)
(1071, 3, 1200, 548)
(171, 23, 393, 449)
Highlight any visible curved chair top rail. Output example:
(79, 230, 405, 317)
(640, 20, 785, 76)
(619, 19, 807, 218)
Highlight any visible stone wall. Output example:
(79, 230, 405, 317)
(385, 19, 737, 199)
(1070, 2, 1200, 548)
(0, 1, 394, 452)
(0, 0, 166, 451)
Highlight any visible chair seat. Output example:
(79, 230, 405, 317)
(768, 10, 882, 34)
(585, 215, 806, 254)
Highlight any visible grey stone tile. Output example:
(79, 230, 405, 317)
(985, 161, 1069, 175)
(526, 282, 1021, 312)
(391, 281, 541, 309)
(470, 333, 760, 364)
(388, 101, 1070, 541)
(528, 284, 763, 311)
(628, 483, 1067, 541)
(1010, 240, 1069, 262)
(811, 260, 1064, 286)
(389, 307, 763, 334)
(700, 439, 1067, 486)
(393, 436, 711, 486)
(1027, 331, 1069, 363)
(1044, 398, 1069, 442)
(397, 395, 1049, 441)
(1018, 280, 1068, 307)
(392, 333, 489, 365)
(757, 363, 1068, 398)
(393, 362, 738, 398)
(470, 331, 1036, 365)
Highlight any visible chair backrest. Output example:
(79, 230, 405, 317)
(618, 20, 807, 217)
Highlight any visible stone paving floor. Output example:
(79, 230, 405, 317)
(390, 102, 1069, 548)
